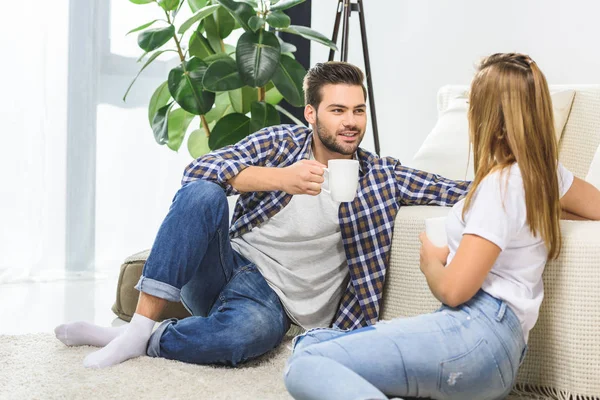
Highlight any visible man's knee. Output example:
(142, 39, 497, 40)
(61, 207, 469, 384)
(174, 180, 228, 214)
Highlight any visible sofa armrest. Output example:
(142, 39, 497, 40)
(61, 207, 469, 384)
(381, 205, 451, 320)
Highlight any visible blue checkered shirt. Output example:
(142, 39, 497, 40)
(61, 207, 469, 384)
(182, 125, 470, 329)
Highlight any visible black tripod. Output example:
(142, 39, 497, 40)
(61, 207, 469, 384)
(328, 0, 380, 155)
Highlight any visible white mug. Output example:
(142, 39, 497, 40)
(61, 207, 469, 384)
(322, 159, 360, 202)
(424, 216, 448, 247)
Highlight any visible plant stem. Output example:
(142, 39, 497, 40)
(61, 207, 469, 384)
(201, 115, 211, 137)
(164, 10, 186, 63)
(259, 86, 266, 102)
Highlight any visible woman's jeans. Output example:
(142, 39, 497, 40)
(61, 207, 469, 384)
(134, 179, 289, 366)
(285, 290, 527, 400)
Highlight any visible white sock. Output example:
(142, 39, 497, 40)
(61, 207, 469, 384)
(83, 313, 155, 369)
(55, 322, 127, 347)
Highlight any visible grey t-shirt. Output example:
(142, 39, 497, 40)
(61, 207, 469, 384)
(230, 174, 349, 329)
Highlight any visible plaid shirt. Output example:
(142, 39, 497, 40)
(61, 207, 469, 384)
(183, 125, 470, 330)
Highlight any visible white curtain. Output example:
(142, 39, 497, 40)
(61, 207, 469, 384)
(0, 1, 69, 282)
(0, 0, 192, 283)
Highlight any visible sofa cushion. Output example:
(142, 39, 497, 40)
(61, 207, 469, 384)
(409, 89, 575, 181)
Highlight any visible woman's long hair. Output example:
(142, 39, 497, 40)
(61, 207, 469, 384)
(463, 53, 562, 259)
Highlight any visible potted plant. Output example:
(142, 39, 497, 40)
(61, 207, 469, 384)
(124, 0, 337, 158)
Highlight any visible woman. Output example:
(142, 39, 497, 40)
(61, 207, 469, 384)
(283, 53, 600, 400)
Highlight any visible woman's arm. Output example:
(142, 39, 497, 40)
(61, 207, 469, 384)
(420, 233, 500, 307)
(560, 177, 600, 220)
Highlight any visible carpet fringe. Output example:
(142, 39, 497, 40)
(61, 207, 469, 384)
(512, 383, 600, 400)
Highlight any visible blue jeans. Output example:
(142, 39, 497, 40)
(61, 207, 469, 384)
(285, 290, 527, 400)
(134, 180, 290, 366)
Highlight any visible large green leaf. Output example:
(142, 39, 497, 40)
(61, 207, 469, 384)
(203, 58, 244, 92)
(266, 10, 290, 29)
(215, 6, 236, 38)
(148, 81, 172, 126)
(178, 4, 220, 34)
(224, 43, 236, 56)
(270, 0, 305, 11)
(152, 102, 174, 145)
(238, 0, 258, 8)
(209, 113, 251, 149)
(205, 94, 235, 123)
(159, 0, 181, 11)
(189, 30, 216, 58)
(248, 16, 265, 32)
(127, 20, 159, 35)
(203, 53, 232, 64)
(167, 108, 195, 151)
(271, 54, 305, 107)
(276, 36, 297, 54)
(265, 82, 284, 105)
(204, 14, 225, 53)
(250, 101, 280, 133)
(188, 0, 208, 12)
(123, 50, 169, 101)
(229, 86, 258, 114)
(277, 36, 297, 53)
(187, 127, 213, 158)
(168, 57, 215, 115)
(213, 0, 255, 32)
(129, 0, 154, 4)
(278, 25, 338, 51)
(138, 25, 175, 52)
(236, 30, 281, 87)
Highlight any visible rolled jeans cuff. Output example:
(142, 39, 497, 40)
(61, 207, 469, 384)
(134, 276, 181, 303)
(146, 318, 176, 357)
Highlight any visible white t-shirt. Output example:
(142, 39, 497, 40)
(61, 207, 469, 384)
(231, 171, 349, 330)
(445, 162, 574, 342)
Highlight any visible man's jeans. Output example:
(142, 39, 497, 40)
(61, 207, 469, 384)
(134, 180, 290, 366)
(285, 290, 527, 400)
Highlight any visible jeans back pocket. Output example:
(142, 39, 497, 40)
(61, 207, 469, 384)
(438, 338, 507, 400)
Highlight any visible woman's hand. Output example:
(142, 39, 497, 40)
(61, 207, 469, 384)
(419, 232, 449, 274)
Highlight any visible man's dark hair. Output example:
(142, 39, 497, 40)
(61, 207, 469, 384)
(303, 61, 367, 108)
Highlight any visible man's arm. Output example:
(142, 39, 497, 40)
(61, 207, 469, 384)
(182, 127, 273, 195)
(229, 161, 326, 195)
(183, 126, 326, 196)
(395, 164, 471, 206)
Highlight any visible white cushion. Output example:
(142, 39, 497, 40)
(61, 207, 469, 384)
(585, 144, 600, 189)
(410, 90, 576, 181)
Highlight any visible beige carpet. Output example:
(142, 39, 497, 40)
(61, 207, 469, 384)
(0, 334, 540, 400)
(0, 333, 293, 400)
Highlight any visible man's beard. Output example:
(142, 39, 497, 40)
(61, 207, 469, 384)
(315, 116, 362, 156)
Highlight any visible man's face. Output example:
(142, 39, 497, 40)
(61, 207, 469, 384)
(305, 84, 367, 156)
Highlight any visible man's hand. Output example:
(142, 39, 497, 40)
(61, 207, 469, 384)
(278, 160, 326, 196)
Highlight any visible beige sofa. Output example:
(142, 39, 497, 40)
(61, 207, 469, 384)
(114, 85, 600, 399)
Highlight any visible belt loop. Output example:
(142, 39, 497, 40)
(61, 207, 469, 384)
(495, 301, 507, 322)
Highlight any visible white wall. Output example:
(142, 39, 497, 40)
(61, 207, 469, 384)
(311, 0, 600, 163)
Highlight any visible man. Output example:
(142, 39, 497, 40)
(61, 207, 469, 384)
(55, 62, 470, 368)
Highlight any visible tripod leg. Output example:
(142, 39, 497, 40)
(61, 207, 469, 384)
(341, 0, 351, 61)
(357, 0, 380, 155)
(328, 0, 344, 62)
